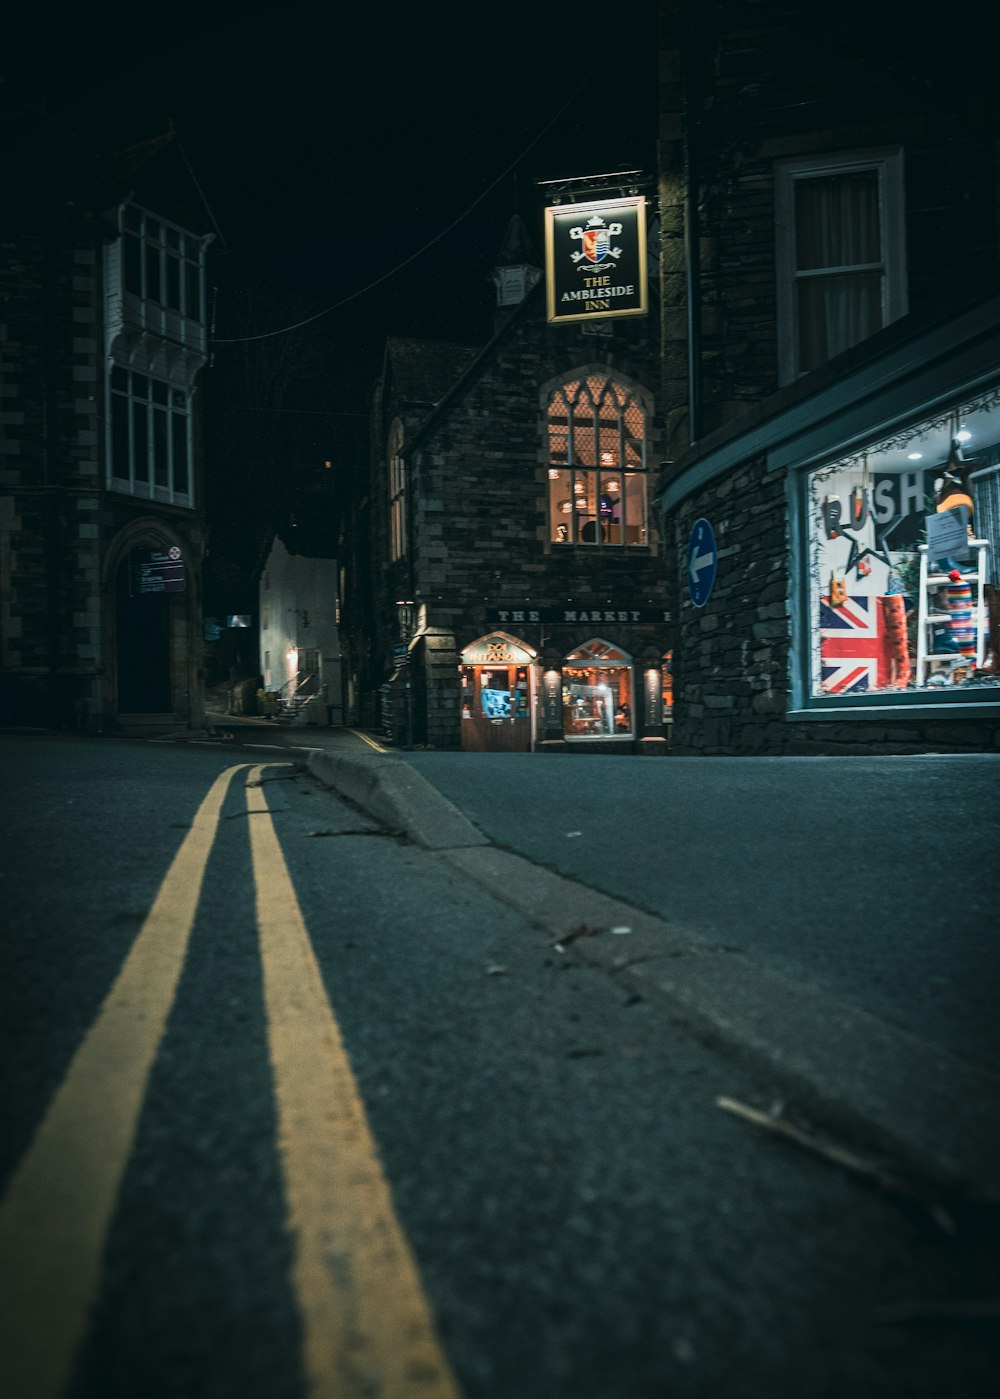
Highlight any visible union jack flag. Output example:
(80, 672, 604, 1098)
(820, 593, 889, 693)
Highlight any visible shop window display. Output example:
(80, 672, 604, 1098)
(806, 393, 1000, 700)
(562, 639, 634, 737)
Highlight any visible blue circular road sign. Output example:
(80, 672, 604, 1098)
(687, 517, 717, 608)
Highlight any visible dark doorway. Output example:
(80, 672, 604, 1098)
(115, 552, 172, 712)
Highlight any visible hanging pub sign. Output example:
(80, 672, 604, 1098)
(131, 546, 185, 595)
(544, 195, 648, 325)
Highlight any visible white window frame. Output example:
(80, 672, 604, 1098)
(775, 147, 907, 387)
(121, 204, 206, 323)
(107, 365, 195, 507)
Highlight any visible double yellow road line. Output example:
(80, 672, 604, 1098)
(0, 763, 460, 1399)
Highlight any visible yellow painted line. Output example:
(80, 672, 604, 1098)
(246, 764, 460, 1399)
(350, 728, 389, 754)
(0, 763, 250, 1399)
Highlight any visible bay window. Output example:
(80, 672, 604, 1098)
(109, 367, 193, 505)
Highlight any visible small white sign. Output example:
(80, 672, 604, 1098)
(925, 506, 970, 561)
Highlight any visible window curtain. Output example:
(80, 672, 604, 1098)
(795, 172, 882, 371)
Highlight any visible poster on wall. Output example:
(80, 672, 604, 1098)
(809, 464, 912, 695)
(544, 196, 648, 325)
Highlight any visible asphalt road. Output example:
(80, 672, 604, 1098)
(1, 733, 998, 1399)
(392, 750, 1000, 1071)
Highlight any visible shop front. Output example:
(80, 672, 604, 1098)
(459, 633, 537, 752)
(658, 295, 1000, 754)
(800, 401, 998, 705)
(452, 629, 672, 754)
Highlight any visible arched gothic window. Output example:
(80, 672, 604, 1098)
(562, 638, 634, 738)
(546, 374, 649, 547)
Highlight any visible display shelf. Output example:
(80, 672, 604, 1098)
(915, 539, 990, 684)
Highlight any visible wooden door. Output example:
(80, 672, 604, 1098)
(460, 664, 532, 751)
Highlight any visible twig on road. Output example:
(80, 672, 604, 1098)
(550, 923, 603, 952)
(716, 1095, 957, 1235)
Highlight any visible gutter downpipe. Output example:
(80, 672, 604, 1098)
(682, 9, 703, 448)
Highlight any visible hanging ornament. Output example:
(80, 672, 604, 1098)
(829, 571, 848, 607)
(850, 485, 869, 528)
(822, 494, 842, 540)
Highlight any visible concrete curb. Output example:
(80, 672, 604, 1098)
(444, 845, 1000, 1203)
(306, 749, 1000, 1204)
(305, 749, 488, 851)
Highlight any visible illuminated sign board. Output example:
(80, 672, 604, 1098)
(544, 195, 648, 325)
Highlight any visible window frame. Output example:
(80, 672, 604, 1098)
(121, 205, 206, 323)
(545, 372, 651, 549)
(774, 147, 907, 387)
(561, 638, 635, 740)
(788, 387, 1000, 718)
(388, 417, 407, 562)
(107, 366, 195, 506)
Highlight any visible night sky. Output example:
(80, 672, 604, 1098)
(7, 3, 657, 604)
(15, 3, 658, 372)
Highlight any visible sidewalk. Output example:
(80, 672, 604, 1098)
(302, 739, 1000, 1210)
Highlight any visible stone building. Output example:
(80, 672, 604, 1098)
(0, 106, 218, 734)
(654, 0, 1000, 753)
(341, 206, 672, 752)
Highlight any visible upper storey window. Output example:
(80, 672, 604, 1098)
(109, 367, 193, 506)
(775, 149, 907, 385)
(547, 374, 649, 547)
(122, 206, 204, 322)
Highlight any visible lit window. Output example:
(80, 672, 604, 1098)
(388, 417, 406, 562)
(775, 149, 907, 385)
(562, 638, 634, 738)
(547, 373, 649, 547)
(803, 395, 1000, 703)
(109, 366, 193, 505)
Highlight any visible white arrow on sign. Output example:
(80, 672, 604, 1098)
(689, 545, 715, 586)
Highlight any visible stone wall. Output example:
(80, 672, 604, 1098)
(656, 0, 1000, 450)
(412, 306, 666, 626)
(669, 455, 790, 755)
(0, 226, 105, 726)
(403, 304, 671, 748)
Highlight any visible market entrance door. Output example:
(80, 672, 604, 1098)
(459, 633, 537, 753)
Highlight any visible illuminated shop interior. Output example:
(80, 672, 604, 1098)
(547, 374, 648, 546)
(807, 393, 1000, 698)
